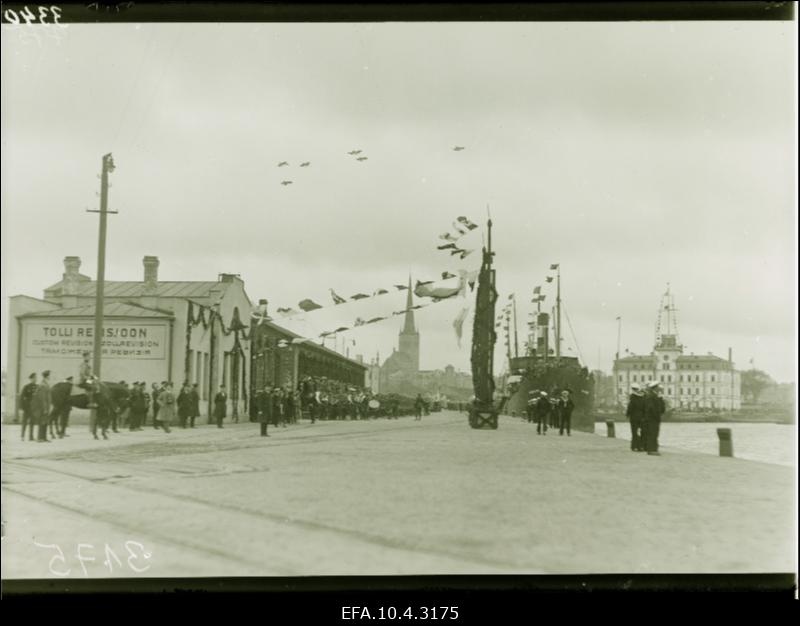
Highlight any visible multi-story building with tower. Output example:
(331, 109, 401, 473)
(613, 286, 741, 411)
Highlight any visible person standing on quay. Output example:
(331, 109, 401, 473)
(32, 370, 52, 443)
(258, 387, 272, 437)
(643, 381, 665, 456)
(177, 382, 191, 429)
(128, 382, 144, 431)
(151, 382, 162, 428)
(414, 393, 425, 420)
(535, 391, 550, 435)
(558, 389, 575, 436)
(157, 382, 175, 433)
(214, 384, 228, 428)
(189, 383, 200, 428)
(626, 384, 646, 451)
(20, 373, 37, 441)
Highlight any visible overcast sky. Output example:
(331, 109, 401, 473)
(1, 21, 796, 382)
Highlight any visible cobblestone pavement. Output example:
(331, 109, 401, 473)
(1, 412, 794, 578)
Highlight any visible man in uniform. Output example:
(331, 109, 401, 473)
(151, 382, 162, 428)
(643, 381, 666, 456)
(78, 351, 96, 408)
(214, 384, 228, 428)
(558, 388, 575, 436)
(535, 391, 550, 435)
(626, 384, 646, 451)
(189, 383, 200, 428)
(20, 373, 37, 441)
(32, 370, 52, 443)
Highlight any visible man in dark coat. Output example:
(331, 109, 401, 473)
(643, 382, 666, 455)
(414, 394, 425, 420)
(626, 384, 646, 451)
(258, 387, 272, 436)
(214, 385, 228, 428)
(151, 382, 162, 428)
(128, 382, 147, 431)
(558, 389, 575, 436)
(31, 370, 52, 443)
(177, 382, 191, 428)
(535, 391, 550, 435)
(189, 383, 200, 428)
(20, 373, 37, 441)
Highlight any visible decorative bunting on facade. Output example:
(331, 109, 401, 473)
(298, 299, 323, 312)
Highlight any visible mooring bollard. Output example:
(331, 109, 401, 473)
(606, 420, 616, 438)
(717, 428, 733, 457)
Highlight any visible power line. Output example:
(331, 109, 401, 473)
(562, 304, 585, 366)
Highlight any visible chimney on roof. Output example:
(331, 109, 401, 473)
(219, 273, 241, 284)
(143, 256, 159, 295)
(62, 256, 81, 296)
(728, 347, 732, 364)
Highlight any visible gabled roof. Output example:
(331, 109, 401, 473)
(615, 355, 655, 362)
(252, 318, 367, 369)
(676, 354, 728, 362)
(45, 280, 232, 300)
(20, 301, 174, 319)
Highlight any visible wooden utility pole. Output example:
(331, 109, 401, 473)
(87, 153, 117, 380)
(512, 294, 519, 359)
(555, 265, 561, 358)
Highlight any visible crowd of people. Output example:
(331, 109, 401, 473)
(524, 388, 576, 436)
(16, 364, 434, 442)
(625, 380, 666, 455)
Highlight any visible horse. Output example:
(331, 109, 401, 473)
(49, 380, 130, 440)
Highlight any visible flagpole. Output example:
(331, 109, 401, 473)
(512, 295, 519, 359)
(556, 265, 561, 358)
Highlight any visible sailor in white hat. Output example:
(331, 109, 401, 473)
(627, 383, 646, 451)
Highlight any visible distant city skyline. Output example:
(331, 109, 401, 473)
(2, 21, 795, 383)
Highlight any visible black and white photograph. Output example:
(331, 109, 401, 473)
(1, 2, 796, 597)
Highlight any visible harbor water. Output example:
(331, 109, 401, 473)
(595, 421, 796, 467)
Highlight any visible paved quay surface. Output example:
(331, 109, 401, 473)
(1, 411, 795, 578)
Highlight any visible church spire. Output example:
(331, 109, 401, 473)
(403, 275, 416, 334)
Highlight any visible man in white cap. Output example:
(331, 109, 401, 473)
(643, 381, 666, 455)
(535, 391, 550, 435)
(626, 384, 647, 451)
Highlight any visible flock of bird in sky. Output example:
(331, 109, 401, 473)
(277, 146, 466, 186)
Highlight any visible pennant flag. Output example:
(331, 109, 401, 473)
(354, 318, 366, 327)
(394, 284, 409, 290)
(298, 299, 322, 312)
(411, 305, 424, 310)
(330, 289, 346, 305)
(367, 316, 386, 324)
(415, 275, 463, 300)
(452, 222, 467, 236)
(291, 337, 312, 345)
(453, 306, 470, 348)
(615, 316, 621, 321)
(468, 279, 476, 291)
(350, 293, 369, 300)
(373, 288, 389, 296)
(546, 276, 554, 283)
(437, 243, 458, 251)
(439, 232, 459, 242)
(457, 216, 479, 230)
(277, 339, 290, 348)
(508, 293, 514, 300)
(334, 327, 349, 333)
(449, 248, 464, 256)
(533, 286, 541, 295)
(319, 330, 335, 337)
(459, 249, 474, 259)
(276, 306, 299, 316)
(550, 263, 559, 270)
(441, 271, 457, 279)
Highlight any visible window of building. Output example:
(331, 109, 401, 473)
(667, 388, 671, 395)
(203, 352, 209, 400)
(680, 375, 683, 382)
(619, 375, 623, 382)
(668, 375, 672, 382)
(662, 363, 670, 370)
(695, 388, 700, 395)
(633, 375, 637, 382)
(695, 375, 700, 382)
(187, 349, 194, 383)
(711, 375, 716, 382)
(711, 388, 715, 395)
(660, 375, 664, 382)
(663, 355, 669, 361)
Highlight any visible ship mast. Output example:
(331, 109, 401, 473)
(556, 264, 561, 358)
